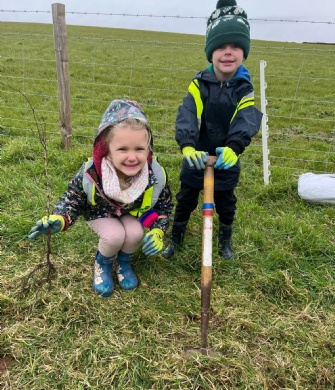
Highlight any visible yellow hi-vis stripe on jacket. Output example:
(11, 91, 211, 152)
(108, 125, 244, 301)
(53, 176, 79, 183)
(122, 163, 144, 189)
(188, 81, 255, 128)
(129, 158, 166, 218)
(129, 187, 154, 218)
(188, 79, 203, 129)
(83, 158, 166, 218)
(230, 91, 255, 123)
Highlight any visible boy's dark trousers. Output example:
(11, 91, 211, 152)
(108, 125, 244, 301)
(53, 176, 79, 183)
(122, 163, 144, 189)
(164, 182, 237, 259)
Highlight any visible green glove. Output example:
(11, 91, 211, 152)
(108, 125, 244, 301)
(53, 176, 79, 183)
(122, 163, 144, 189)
(142, 228, 164, 256)
(214, 147, 239, 170)
(28, 215, 65, 239)
(182, 146, 208, 170)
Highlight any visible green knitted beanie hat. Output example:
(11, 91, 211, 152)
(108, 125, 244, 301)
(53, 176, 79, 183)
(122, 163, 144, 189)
(205, 0, 250, 62)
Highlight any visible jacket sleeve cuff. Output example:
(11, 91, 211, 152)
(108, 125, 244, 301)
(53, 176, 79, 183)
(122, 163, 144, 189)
(225, 141, 244, 155)
(55, 214, 69, 231)
(179, 139, 195, 152)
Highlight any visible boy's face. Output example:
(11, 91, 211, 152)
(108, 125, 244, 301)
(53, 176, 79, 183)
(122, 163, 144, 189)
(212, 44, 244, 82)
(106, 126, 149, 181)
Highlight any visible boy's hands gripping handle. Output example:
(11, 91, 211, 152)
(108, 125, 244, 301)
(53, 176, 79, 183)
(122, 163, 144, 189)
(142, 228, 164, 256)
(182, 146, 208, 170)
(28, 215, 65, 239)
(214, 147, 239, 170)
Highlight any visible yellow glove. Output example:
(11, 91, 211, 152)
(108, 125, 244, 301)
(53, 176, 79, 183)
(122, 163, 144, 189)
(28, 215, 65, 239)
(182, 146, 208, 170)
(214, 147, 239, 170)
(142, 228, 164, 256)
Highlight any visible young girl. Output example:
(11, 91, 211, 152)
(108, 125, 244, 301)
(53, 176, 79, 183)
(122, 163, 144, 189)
(28, 99, 173, 297)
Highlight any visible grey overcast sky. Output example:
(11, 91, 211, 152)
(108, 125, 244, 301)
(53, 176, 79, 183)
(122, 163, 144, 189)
(0, 0, 334, 44)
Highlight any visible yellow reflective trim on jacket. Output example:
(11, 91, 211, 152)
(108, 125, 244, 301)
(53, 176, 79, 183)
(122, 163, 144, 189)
(83, 157, 166, 218)
(188, 79, 203, 129)
(129, 186, 154, 217)
(230, 96, 255, 123)
(129, 158, 166, 218)
(84, 159, 97, 206)
(162, 165, 166, 183)
(88, 185, 97, 206)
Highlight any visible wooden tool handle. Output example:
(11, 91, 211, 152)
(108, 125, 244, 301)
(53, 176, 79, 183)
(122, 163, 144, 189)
(200, 156, 217, 349)
(206, 155, 218, 167)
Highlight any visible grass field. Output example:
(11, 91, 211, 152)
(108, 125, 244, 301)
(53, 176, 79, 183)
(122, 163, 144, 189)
(1, 22, 335, 389)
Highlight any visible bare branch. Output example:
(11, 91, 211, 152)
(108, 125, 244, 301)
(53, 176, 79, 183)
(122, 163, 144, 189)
(0, 81, 57, 290)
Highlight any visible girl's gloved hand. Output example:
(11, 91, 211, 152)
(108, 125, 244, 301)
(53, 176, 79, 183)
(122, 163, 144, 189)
(214, 147, 239, 170)
(182, 146, 208, 170)
(142, 228, 164, 256)
(28, 215, 65, 239)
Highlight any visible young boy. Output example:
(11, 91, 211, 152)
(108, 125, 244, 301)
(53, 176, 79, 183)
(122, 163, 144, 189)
(164, 0, 262, 260)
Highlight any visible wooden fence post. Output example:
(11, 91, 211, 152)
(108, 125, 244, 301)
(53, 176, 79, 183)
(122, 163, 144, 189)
(52, 3, 72, 149)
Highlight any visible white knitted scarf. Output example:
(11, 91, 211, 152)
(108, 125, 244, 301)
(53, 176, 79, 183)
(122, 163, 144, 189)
(101, 157, 149, 204)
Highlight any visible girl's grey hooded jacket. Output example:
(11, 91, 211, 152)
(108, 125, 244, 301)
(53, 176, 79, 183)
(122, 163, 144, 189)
(52, 100, 173, 232)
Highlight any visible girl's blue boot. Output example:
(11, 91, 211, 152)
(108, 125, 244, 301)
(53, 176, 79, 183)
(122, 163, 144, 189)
(93, 251, 115, 297)
(116, 251, 138, 290)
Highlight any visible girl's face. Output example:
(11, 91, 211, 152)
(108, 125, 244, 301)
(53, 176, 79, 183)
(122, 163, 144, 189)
(212, 44, 244, 82)
(107, 126, 150, 180)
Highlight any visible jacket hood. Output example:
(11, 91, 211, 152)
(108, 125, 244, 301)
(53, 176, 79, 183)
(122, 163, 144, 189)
(95, 99, 150, 142)
(198, 64, 251, 84)
(93, 99, 152, 177)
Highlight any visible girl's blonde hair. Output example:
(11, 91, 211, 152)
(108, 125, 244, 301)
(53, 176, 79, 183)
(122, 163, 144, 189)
(106, 117, 152, 149)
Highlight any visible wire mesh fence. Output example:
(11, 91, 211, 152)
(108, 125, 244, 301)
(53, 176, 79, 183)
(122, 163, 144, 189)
(1, 16, 335, 182)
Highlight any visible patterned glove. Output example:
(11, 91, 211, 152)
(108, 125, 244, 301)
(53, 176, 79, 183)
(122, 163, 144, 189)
(142, 228, 164, 256)
(182, 146, 208, 170)
(28, 215, 65, 239)
(214, 147, 239, 170)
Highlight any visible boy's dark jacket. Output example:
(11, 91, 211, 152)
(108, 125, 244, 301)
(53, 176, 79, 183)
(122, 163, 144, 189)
(176, 64, 263, 190)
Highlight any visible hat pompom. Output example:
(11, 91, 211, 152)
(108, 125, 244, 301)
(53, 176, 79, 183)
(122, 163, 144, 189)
(216, 0, 237, 8)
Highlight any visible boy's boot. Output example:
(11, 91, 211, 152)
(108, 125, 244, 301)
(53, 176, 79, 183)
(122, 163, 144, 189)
(162, 221, 188, 258)
(218, 223, 234, 260)
(116, 251, 138, 290)
(93, 251, 115, 297)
